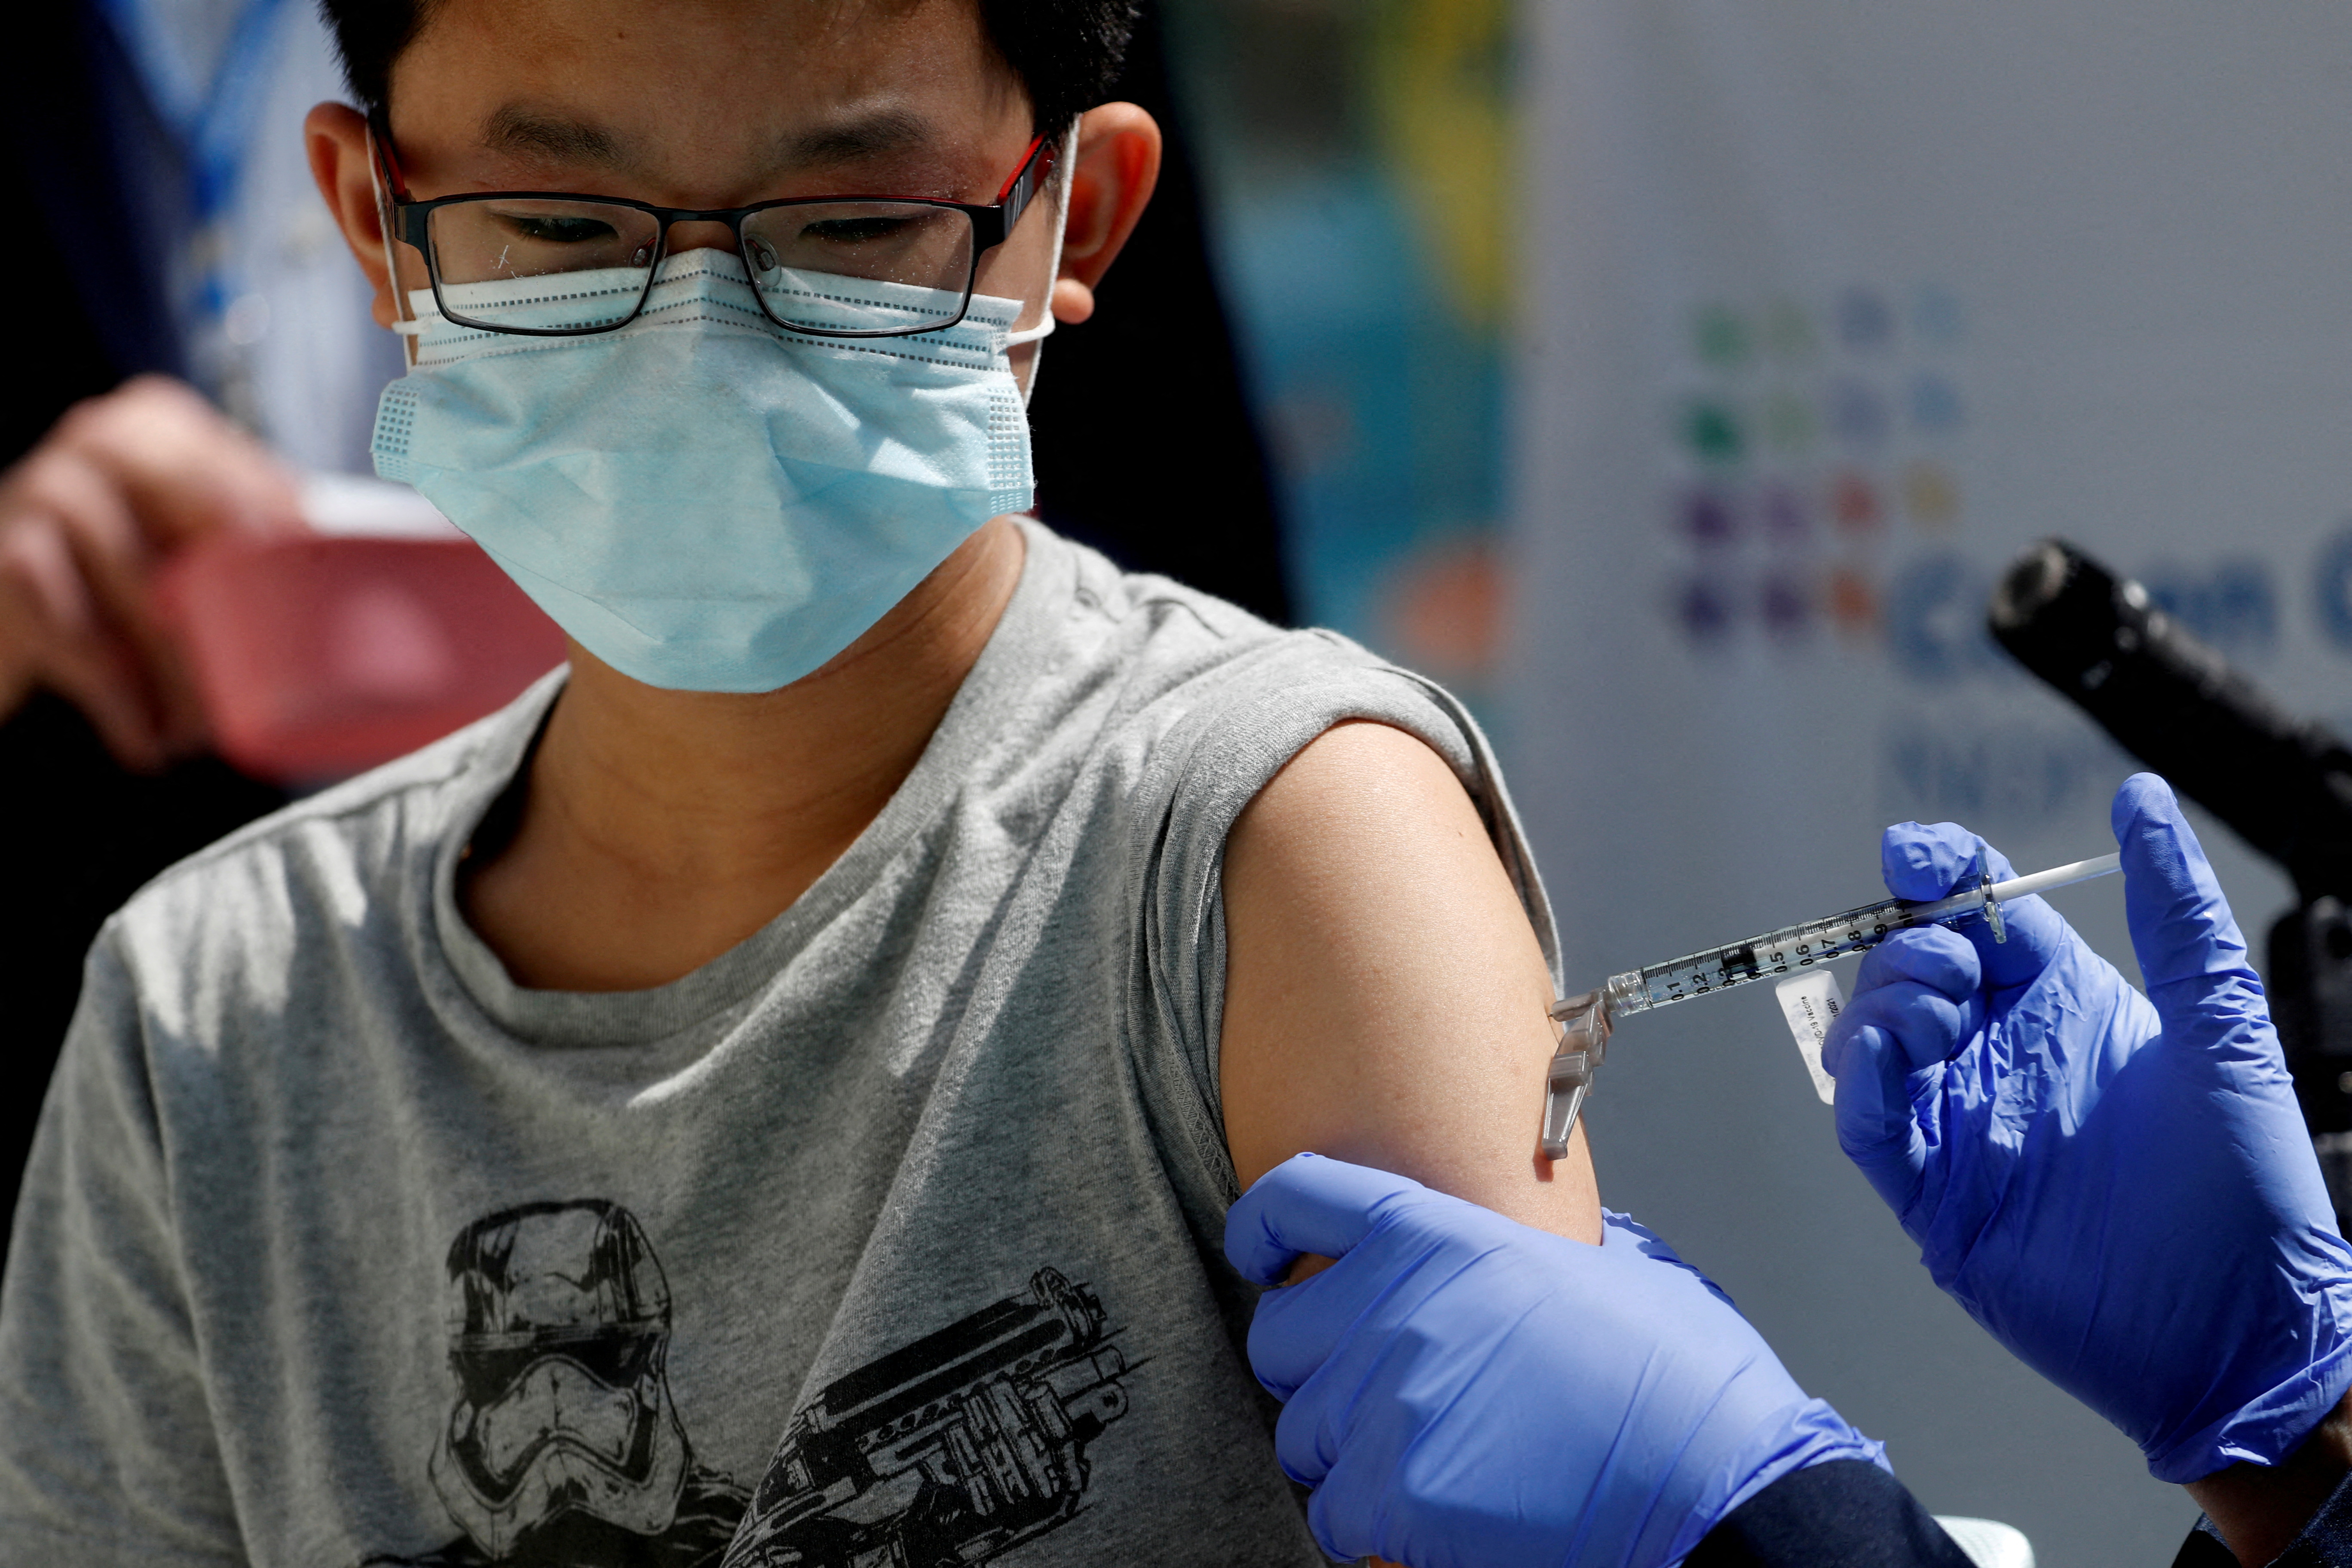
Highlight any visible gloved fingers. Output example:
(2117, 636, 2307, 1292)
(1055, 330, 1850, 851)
(1969, 892, 2070, 993)
(1602, 1208, 1687, 1263)
(1852, 926, 1981, 1003)
(1303, 1503, 1360, 1568)
(1881, 819, 2017, 897)
(1831, 1018, 1933, 1218)
(1605, 1210, 1742, 1311)
(1879, 820, 2067, 989)
(1249, 1188, 1557, 1400)
(1825, 980, 1969, 1076)
(2112, 774, 2257, 998)
(1271, 1373, 1344, 1489)
(1301, 1449, 1383, 1565)
(1225, 1153, 1427, 1287)
(1246, 1245, 1416, 1400)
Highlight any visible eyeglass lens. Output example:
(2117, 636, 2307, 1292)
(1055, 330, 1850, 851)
(425, 198, 978, 335)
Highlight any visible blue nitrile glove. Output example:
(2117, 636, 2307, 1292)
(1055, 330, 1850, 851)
(1825, 772, 2352, 1482)
(1223, 1154, 1884, 1568)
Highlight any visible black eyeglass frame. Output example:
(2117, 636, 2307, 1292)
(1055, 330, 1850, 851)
(369, 111, 1059, 341)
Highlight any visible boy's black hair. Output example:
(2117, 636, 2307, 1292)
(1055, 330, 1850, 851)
(315, 0, 1143, 135)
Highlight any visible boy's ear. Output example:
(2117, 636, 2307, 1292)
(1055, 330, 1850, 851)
(306, 101, 401, 330)
(1050, 102, 1162, 326)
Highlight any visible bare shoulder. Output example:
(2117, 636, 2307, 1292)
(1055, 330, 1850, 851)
(1219, 720, 1601, 1243)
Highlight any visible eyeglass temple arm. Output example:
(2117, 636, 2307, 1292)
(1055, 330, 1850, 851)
(975, 134, 1058, 254)
(366, 109, 415, 202)
(366, 113, 444, 255)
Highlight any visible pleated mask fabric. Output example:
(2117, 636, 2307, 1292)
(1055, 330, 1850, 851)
(373, 248, 1032, 693)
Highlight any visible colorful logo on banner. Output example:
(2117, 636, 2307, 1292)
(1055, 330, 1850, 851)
(1661, 283, 1969, 652)
(1654, 285, 2311, 827)
(1659, 285, 2287, 685)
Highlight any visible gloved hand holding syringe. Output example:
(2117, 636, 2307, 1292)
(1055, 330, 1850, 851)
(1540, 848, 2122, 1157)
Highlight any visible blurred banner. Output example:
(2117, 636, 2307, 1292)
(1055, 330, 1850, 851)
(1167, 0, 1513, 693)
(1507, 3, 2352, 1559)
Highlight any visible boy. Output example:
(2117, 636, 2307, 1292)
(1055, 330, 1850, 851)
(0, 3, 1597, 1563)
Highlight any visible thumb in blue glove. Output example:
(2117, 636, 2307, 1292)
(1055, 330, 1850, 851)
(1224, 1153, 1883, 1568)
(1824, 773, 2352, 1481)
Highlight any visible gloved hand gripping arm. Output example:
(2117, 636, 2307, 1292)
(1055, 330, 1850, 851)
(1224, 1155, 1887, 1568)
(1828, 773, 2352, 1563)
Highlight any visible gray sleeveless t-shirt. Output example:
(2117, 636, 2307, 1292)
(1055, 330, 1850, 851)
(0, 523, 1556, 1568)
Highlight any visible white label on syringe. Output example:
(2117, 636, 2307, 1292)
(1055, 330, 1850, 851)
(1773, 971, 1844, 1105)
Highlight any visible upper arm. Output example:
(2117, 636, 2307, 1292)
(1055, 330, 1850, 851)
(0, 940, 241, 1562)
(1217, 719, 1602, 1245)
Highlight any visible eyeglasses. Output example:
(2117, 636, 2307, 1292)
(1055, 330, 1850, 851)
(370, 113, 1057, 340)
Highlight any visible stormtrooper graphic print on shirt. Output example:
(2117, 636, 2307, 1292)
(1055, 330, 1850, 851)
(360, 1198, 1132, 1568)
(360, 1199, 750, 1568)
(720, 1268, 1132, 1568)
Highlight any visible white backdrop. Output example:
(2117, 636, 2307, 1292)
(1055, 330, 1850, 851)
(1505, 4, 2352, 1561)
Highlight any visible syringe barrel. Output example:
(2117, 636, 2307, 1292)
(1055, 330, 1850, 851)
(1613, 897, 1914, 1013)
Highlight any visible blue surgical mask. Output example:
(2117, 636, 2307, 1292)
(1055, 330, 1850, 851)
(371, 248, 1044, 693)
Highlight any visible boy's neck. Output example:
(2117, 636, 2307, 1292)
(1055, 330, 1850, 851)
(459, 517, 1028, 992)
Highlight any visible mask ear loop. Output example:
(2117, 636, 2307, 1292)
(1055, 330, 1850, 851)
(1007, 123, 1081, 403)
(365, 116, 429, 366)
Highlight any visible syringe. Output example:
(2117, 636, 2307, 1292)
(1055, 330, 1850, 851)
(1538, 851, 2122, 1158)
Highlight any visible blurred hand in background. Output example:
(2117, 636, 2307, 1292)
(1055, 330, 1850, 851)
(0, 376, 305, 770)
